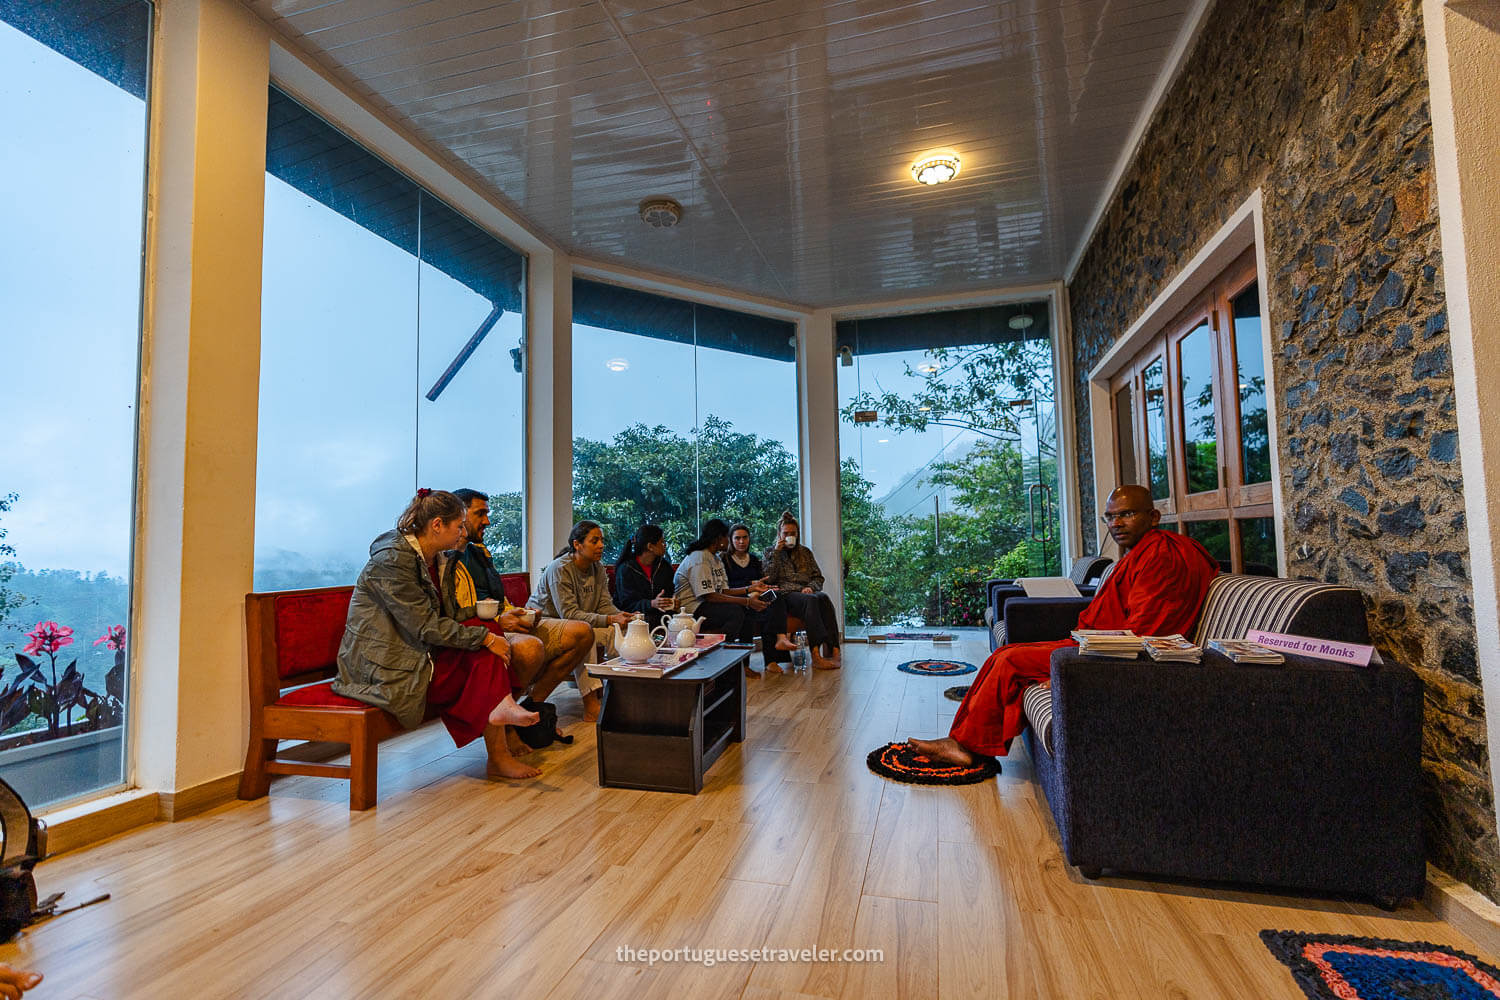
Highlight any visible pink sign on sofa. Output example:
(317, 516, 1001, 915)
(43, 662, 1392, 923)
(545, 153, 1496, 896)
(1244, 630, 1377, 667)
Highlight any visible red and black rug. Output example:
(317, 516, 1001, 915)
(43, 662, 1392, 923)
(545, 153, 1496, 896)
(1260, 930, 1500, 999)
(896, 658, 977, 677)
(943, 685, 970, 702)
(865, 741, 999, 785)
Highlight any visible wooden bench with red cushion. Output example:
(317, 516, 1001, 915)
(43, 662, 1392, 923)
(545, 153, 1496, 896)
(239, 574, 535, 810)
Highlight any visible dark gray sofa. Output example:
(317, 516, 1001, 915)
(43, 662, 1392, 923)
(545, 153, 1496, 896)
(1009, 573, 1425, 907)
(984, 555, 1112, 651)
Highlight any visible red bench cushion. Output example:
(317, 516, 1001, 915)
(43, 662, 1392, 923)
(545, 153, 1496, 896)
(276, 680, 369, 710)
(272, 589, 353, 680)
(499, 573, 530, 609)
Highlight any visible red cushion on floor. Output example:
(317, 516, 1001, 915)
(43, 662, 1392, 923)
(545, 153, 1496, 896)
(276, 681, 369, 710)
(272, 589, 354, 679)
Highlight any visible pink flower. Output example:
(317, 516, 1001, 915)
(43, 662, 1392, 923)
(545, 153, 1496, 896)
(93, 625, 126, 651)
(24, 621, 74, 657)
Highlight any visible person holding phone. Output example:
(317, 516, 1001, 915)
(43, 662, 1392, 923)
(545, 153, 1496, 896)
(674, 519, 798, 675)
(613, 524, 678, 628)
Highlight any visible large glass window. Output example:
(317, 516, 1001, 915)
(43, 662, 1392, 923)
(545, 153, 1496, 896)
(1177, 322, 1218, 495)
(571, 280, 800, 561)
(0, 0, 151, 808)
(256, 89, 526, 589)
(836, 306, 1061, 634)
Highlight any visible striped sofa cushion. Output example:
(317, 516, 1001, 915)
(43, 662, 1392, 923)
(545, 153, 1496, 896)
(1190, 574, 1362, 645)
(991, 619, 1007, 648)
(1023, 683, 1054, 756)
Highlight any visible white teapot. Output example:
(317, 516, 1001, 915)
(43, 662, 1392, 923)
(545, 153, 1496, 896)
(666, 612, 706, 640)
(612, 617, 658, 664)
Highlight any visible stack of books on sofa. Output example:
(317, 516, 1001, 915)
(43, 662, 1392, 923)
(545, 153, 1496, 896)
(1071, 629, 1142, 658)
(1143, 634, 1203, 662)
(1208, 638, 1285, 664)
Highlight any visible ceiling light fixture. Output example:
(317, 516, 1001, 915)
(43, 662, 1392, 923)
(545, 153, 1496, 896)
(1007, 313, 1035, 330)
(916, 362, 939, 373)
(639, 197, 683, 228)
(605, 358, 630, 372)
(910, 152, 961, 186)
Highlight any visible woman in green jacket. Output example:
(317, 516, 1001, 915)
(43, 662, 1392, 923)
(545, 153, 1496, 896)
(333, 489, 542, 780)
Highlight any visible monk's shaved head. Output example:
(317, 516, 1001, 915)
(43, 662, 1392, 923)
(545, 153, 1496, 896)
(1107, 484, 1153, 510)
(1102, 484, 1160, 551)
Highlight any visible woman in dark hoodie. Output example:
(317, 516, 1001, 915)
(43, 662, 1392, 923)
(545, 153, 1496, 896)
(612, 524, 678, 628)
(333, 489, 542, 780)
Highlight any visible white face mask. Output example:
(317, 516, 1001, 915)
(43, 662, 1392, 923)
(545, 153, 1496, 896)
(783, 535, 798, 549)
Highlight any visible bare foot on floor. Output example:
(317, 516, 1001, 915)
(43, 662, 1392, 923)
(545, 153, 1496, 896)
(582, 691, 601, 723)
(488, 695, 540, 728)
(0, 964, 42, 997)
(505, 726, 529, 756)
(765, 661, 784, 675)
(744, 663, 761, 678)
(906, 736, 976, 766)
(486, 755, 542, 780)
(812, 654, 839, 670)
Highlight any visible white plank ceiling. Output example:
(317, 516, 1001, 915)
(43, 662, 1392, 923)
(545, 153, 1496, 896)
(245, 0, 1197, 307)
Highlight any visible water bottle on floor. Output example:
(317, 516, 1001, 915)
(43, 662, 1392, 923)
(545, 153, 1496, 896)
(791, 631, 810, 671)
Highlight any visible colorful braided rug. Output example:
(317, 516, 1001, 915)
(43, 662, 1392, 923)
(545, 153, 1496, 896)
(943, 685, 970, 702)
(1260, 930, 1500, 999)
(896, 658, 977, 677)
(865, 741, 999, 785)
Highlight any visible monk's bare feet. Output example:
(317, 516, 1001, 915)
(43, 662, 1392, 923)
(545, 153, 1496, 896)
(488, 694, 540, 729)
(907, 736, 975, 766)
(0, 964, 42, 998)
(484, 724, 541, 780)
(582, 690, 601, 723)
(505, 726, 529, 756)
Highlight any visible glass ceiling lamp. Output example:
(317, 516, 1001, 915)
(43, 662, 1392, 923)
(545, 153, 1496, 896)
(910, 152, 961, 186)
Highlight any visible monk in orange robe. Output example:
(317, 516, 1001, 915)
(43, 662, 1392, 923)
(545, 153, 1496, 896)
(910, 485, 1219, 766)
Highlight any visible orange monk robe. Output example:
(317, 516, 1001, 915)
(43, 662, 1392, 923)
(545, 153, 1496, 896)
(949, 528, 1219, 757)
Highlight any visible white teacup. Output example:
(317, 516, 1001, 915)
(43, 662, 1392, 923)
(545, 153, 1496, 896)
(475, 598, 501, 621)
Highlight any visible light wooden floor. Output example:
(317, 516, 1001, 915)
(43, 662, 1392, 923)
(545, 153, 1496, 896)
(8, 635, 1491, 999)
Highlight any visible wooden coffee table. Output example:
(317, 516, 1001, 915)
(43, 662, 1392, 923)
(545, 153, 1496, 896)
(587, 645, 750, 794)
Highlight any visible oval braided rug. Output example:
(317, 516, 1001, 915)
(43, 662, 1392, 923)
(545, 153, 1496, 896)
(896, 658, 977, 677)
(865, 741, 999, 785)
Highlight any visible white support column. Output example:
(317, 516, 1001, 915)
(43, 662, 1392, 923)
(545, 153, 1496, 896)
(799, 310, 843, 629)
(1049, 283, 1082, 564)
(1424, 0, 1500, 819)
(526, 250, 573, 573)
(133, 0, 269, 796)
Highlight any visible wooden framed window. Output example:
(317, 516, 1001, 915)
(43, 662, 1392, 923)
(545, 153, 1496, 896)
(1111, 248, 1275, 573)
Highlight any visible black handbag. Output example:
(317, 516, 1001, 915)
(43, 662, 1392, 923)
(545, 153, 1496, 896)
(0, 775, 108, 940)
(515, 698, 574, 749)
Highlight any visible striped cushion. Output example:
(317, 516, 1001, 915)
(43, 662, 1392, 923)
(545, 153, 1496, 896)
(1190, 575, 1359, 645)
(1023, 683, 1054, 756)
(991, 619, 1007, 648)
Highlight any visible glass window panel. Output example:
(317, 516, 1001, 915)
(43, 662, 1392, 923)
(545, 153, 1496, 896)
(0, 1, 151, 808)
(256, 173, 418, 590)
(1114, 385, 1137, 487)
(1232, 284, 1271, 485)
(1238, 517, 1277, 575)
(1183, 519, 1231, 565)
(1178, 322, 1218, 494)
(415, 193, 526, 571)
(1143, 358, 1170, 500)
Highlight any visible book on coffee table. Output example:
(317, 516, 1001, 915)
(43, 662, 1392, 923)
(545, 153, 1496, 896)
(594, 647, 700, 679)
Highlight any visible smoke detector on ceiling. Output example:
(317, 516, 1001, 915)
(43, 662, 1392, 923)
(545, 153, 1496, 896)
(639, 197, 683, 228)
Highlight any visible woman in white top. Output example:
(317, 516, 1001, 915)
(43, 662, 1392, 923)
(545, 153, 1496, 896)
(674, 518, 796, 675)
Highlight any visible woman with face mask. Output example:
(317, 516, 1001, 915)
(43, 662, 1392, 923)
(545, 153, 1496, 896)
(761, 511, 841, 669)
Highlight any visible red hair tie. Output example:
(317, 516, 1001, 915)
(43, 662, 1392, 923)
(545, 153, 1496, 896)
(416, 487, 433, 498)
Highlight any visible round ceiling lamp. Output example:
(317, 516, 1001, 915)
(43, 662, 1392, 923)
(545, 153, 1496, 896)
(639, 197, 683, 228)
(1007, 313, 1035, 331)
(910, 152, 961, 186)
(605, 358, 630, 372)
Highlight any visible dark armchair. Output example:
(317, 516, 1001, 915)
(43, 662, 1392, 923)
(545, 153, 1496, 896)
(985, 554, 1112, 650)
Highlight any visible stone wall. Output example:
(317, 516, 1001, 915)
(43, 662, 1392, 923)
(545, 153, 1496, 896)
(1067, 0, 1496, 896)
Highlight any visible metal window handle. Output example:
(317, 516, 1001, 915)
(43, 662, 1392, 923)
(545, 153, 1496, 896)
(1028, 483, 1044, 541)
